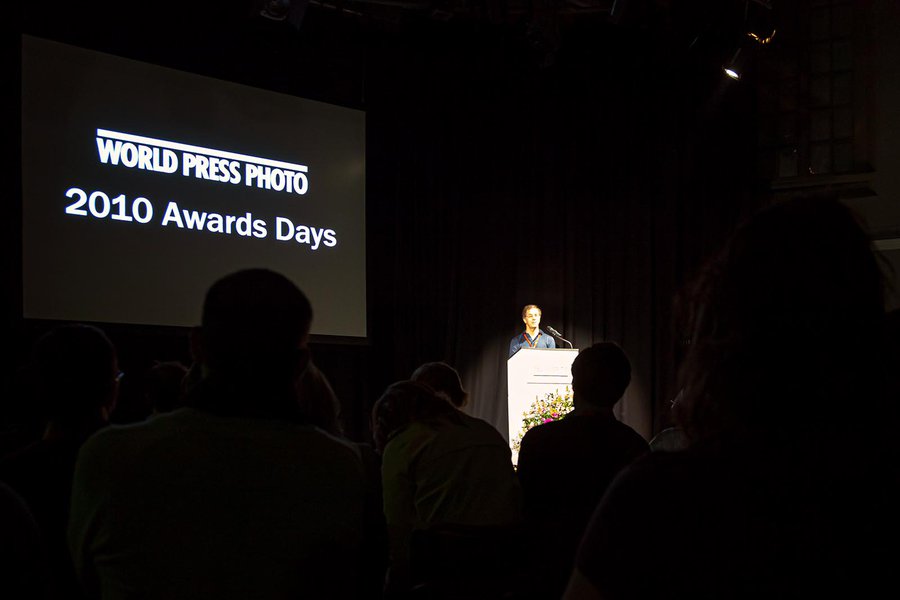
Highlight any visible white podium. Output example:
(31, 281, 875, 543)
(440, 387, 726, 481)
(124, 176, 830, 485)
(507, 348, 579, 450)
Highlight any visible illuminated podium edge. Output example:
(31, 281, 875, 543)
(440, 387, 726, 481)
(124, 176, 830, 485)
(507, 348, 579, 459)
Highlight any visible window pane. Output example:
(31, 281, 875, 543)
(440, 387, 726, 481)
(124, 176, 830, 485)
(758, 119, 777, 146)
(778, 148, 799, 178)
(779, 54, 800, 80)
(758, 82, 777, 114)
(778, 114, 798, 144)
(779, 79, 799, 111)
(810, 75, 832, 106)
(811, 43, 831, 74)
(810, 8, 832, 41)
(833, 72, 852, 104)
(833, 107, 853, 138)
(758, 150, 776, 180)
(810, 143, 832, 174)
(832, 4, 853, 38)
(833, 142, 853, 173)
(833, 40, 853, 71)
(810, 110, 832, 141)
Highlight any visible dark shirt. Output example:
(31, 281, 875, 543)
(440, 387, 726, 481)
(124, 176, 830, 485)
(516, 412, 647, 598)
(576, 438, 900, 599)
(0, 438, 87, 599)
(0, 482, 45, 599)
(508, 330, 556, 358)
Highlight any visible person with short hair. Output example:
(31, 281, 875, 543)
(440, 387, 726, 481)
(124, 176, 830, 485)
(0, 323, 119, 600)
(516, 342, 648, 599)
(144, 361, 188, 415)
(373, 380, 522, 596)
(509, 304, 556, 358)
(410, 361, 469, 408)
(564, 197, 898, 599)
(295, 362, 344, 436)
(68, 269, 369, 600)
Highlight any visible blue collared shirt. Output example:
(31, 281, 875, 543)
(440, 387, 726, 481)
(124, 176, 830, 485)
(509, 329, 556, 358)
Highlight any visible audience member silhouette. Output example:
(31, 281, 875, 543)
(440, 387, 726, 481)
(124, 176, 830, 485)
(647, 425, 687, 452)
(372, 380, 523, 598)
(410, 361, 469, 409)
(0, 324, 118, 600)
(648, 390, 688, 452)
(0, 367, 45, 459)
(0, 481, 45, 600)
(516, 342, 648, 599)
(296, 360, 389, 597)
(68, 269, 371, 599)
(144, 360, 188, 415)
(296, 361, 344, 435)
(564, 197, 898, 599)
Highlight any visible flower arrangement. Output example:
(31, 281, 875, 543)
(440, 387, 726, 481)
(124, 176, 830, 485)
(512, 387, 574, 453)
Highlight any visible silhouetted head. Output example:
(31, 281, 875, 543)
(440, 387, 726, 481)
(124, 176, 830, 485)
(677, 196, 886, 443)
(195, 269, 312, 386)
(410, 362, 469, 408)
(32, 324, 119, 428)
(295, 363, 343, 436)
(145, 361, 188, 414)
(571, 342, 631, 410)
(370, 380, 454, 452)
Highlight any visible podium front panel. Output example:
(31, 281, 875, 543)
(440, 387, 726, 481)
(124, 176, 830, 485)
(507, 348, 578, 459)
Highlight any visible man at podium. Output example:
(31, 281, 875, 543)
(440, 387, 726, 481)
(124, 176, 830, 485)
(509, 304, 556, 358)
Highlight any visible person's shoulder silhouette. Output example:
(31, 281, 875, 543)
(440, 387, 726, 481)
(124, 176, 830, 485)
(68, 269, 369, 600)
(566, 197, 897, 600)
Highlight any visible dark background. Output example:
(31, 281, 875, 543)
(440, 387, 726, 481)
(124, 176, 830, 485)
(5, 0, 813, 443)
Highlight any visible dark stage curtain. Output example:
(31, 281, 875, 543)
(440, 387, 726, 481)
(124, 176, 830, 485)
(5, 11, 763, 441)
(364, 23, 762, 441)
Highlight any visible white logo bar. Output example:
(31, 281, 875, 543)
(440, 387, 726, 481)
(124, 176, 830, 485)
(96, 129, 308, 173)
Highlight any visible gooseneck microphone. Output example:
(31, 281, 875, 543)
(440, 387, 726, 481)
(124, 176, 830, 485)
(545, 325, 574, 349)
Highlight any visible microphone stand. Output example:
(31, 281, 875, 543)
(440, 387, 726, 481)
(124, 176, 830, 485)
(556, 335, 574, 349)
(546, 326, 574, 349)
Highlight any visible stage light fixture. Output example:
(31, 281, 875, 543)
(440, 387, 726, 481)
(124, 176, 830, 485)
(721, 0, 776, 81)
(723, 48, 743, 80)
(260, 0, 292, 21)
(258, 0, 309, 31)
(722, 27, 775, 81)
